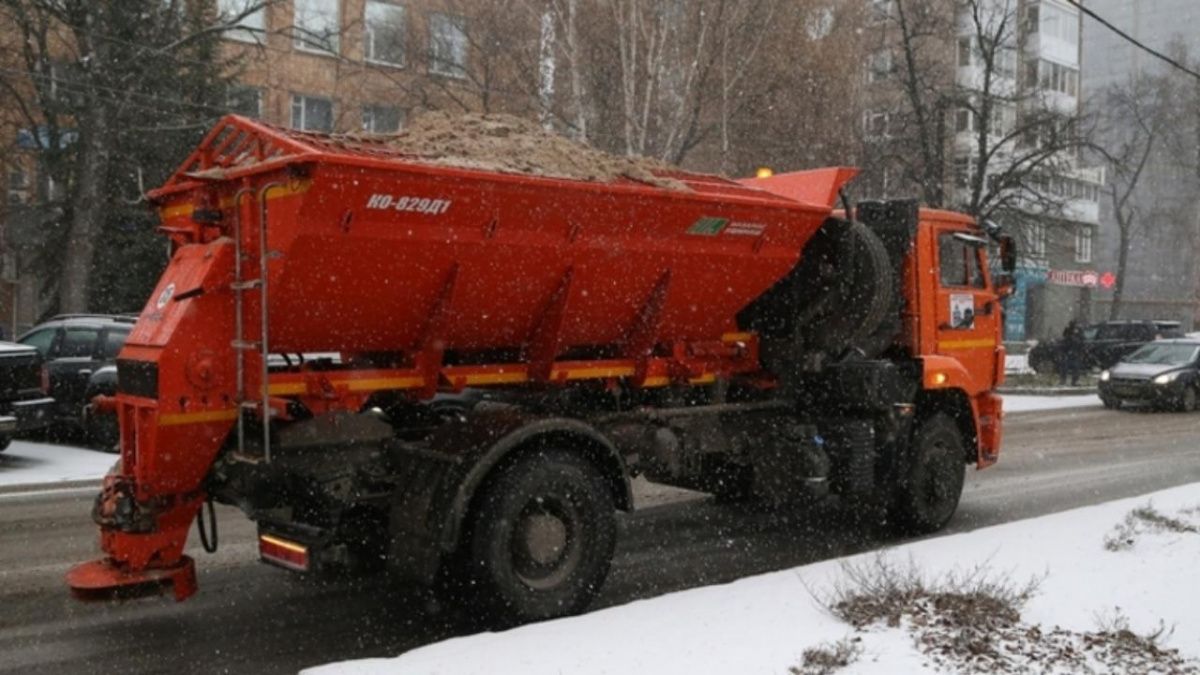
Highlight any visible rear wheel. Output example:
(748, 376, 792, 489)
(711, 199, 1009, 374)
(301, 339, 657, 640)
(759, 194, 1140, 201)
(0, 434, 11, 452)
(463, 450, 617, 623)
(889, 413, 966, 535)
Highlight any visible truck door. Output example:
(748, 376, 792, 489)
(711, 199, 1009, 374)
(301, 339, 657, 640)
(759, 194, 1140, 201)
(933, 230, 1000, 391)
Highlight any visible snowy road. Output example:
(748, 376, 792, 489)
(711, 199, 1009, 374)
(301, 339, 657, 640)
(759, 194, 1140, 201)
(1, 404, 1199, 675)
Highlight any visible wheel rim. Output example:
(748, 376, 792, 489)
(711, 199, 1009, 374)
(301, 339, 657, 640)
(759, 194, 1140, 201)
(1185, 388, 1197, 411)
(510, 496, 582, 590)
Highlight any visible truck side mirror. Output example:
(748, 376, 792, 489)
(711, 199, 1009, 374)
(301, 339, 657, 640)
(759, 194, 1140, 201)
(999, 235, 1017, 273)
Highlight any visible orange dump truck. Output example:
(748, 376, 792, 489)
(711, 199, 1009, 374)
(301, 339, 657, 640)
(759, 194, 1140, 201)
(68, 115, 1014, 621)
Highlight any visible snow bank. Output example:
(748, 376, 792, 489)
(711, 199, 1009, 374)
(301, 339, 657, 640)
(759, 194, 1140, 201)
(0, 440, 114, 489)
(1002, 393, 1101, 413)
(1004, 353, 1032, 374)
(307, 482, 1200, 675)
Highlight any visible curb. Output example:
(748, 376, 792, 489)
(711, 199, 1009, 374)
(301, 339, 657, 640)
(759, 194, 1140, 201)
(0, 478, 101, 496)
(999, 387, 1097, 396)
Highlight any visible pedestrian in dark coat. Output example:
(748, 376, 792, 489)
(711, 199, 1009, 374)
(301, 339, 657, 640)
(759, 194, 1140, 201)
(1059, 319, 1085, 386)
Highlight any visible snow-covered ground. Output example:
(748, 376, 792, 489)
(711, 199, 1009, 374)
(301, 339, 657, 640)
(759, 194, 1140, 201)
(1004, 352, 1032, 374)
(308, 482, 1200, 675)
(1002, 393, 1102, 413)
(0, 440, 114, 489)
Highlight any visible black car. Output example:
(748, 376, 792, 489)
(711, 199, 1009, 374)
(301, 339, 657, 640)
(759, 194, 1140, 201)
(16, 314, 134, 445)
(0, 341, 55, 451)
(1098, 339, 1200, 411)
(1028, 320, 1184, 374)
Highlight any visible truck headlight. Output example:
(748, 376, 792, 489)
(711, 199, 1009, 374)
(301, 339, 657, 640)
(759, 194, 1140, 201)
(1153, 372, 1179, 385)
(1099, 370, 1110, 382)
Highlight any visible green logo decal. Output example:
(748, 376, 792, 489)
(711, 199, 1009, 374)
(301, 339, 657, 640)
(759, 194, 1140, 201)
(687, 217, 728, 236)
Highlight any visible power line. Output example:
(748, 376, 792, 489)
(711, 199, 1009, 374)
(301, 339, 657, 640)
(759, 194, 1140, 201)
(1063, 0, 1200, 82)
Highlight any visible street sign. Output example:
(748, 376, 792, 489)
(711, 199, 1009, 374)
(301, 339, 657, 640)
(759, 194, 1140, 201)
(1047, 269, 1118, 288)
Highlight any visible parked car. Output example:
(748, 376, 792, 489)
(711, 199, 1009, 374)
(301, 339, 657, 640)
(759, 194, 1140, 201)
(1028, 320, 1184, 374)
(1098, 339, 1200, 411)
(0, 341, 55, 451)
(16, 314, 135, 448)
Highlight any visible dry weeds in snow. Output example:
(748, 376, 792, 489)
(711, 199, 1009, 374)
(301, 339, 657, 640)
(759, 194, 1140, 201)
(812, 554, 1198, 674)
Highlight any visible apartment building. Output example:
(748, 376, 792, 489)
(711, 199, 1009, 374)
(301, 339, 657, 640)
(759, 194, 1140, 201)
(859, 0, 1103, 341)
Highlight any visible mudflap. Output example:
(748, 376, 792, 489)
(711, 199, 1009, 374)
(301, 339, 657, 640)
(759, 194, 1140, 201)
(67, 556, 197, 603)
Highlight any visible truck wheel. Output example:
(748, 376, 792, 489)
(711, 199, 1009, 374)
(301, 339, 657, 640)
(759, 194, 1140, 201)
(464, 450, 617, 623)
(86, 410, 120, 453)
(890, 413, 966, 535)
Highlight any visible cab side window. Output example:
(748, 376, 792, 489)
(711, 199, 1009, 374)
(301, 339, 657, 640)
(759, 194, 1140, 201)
(938, 234, 986, 288)
(19, 328, 57, 357)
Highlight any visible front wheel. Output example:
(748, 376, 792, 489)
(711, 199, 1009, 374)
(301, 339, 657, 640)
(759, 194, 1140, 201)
(0, 433, 11, 452)
(1178, 386, 1198, 413)
(1100, 394, 1121, 410)
(889, 413, 966, 535)
(463, 450, 617, 623)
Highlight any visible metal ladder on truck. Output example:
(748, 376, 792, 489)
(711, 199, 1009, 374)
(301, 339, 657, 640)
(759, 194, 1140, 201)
(231, 184, 283, 463)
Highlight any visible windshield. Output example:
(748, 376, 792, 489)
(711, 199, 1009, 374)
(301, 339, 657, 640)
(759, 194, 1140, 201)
(1123, 343, 1200, 365)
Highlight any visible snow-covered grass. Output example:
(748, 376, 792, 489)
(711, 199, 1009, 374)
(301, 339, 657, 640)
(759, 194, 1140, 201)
(307, 482, 1200, 675)
(1002, 393, 1101, 413)
(0, 440, 114, 489)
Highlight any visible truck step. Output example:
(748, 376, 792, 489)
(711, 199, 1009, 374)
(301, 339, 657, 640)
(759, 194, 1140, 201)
(230, 280, 263, 291)
(231, 340, 261, 350)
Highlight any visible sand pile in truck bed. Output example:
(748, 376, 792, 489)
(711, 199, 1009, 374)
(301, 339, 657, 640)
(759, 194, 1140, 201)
(367, 112, 690, 191)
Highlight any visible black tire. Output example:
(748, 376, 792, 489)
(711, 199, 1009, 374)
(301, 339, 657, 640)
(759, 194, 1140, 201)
(1100, 394, 1120, 410)
(463, 449, 617, 623)
(1178, 386, 1198, 413)
(1028, 349, 1052, 375)
(0, 434, 11, 452)
(889, 413, 966, 535)
(85, 410, 120, 453)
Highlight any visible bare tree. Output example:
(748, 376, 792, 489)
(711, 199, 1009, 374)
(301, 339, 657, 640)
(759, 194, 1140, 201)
(1099, 74, 1184, 319)
(0, 0, 268, 313)
(867, 0, 1095, 235)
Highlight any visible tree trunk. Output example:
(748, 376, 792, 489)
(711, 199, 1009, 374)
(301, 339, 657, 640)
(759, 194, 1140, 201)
(1109, 227, 1130, 320)
(59, 106, 111, 313)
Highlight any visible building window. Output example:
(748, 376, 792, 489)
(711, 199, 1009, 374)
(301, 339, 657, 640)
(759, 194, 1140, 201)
(1028, 222, 1046, 259)
(868, 0, 893, 23)
(365, 1, 405, 66)
(227, 85, 262, 118)
(863, 110, 889, 139)
(956, 107, 973, 133)
(1037, 60, 1078, 96)
(957, 37, 972, 67)
(867, 49, 893, 82)
(218, 0, 266, 43)
(429, 13, 467, 78)
(953, 155, 976, 189)
(1075, 225, 1093, 263)
(1023, 3, 1039, 33)
(294, 0, 341, 54)
(291, 94, 333, 132)
(362, 105, 403, 133)
(7, 167, 29, 206)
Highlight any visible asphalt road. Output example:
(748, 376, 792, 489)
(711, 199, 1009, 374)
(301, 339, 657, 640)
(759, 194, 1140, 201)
(2, 403, 1199, 675)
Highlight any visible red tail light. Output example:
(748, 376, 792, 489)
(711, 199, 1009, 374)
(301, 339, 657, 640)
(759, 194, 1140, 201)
(259, 534, 309, 572)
